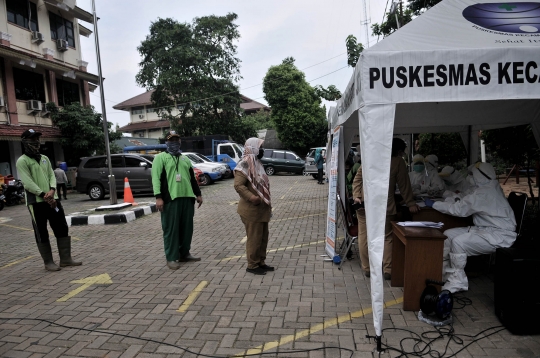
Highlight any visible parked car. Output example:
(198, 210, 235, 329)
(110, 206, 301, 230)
(76, 154, 154, 200)
(304, 147, 326, 179)
(193, 167, 206, 186)
(194, 152, 233, 178)
(260, 149, 305, 176)
(182, 152, 224, 184)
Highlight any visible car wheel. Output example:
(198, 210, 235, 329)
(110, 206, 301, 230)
(88, 183, 105, 200)
(204, 174, 214, 184)
(302, 169, 309, 176)
(199, 174, 208, 186)
(311, 174, 318, 179)
(265, 166, 275, 176)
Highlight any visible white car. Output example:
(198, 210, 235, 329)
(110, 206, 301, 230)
(183, 152, 226, 183)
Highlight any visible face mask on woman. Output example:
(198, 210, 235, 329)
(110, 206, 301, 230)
(413, 163, 425, 173)
(257, 148, 264, 159)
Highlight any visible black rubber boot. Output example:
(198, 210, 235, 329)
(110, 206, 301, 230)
(57, 236, 82, 267)
(36, 243, 61, 271)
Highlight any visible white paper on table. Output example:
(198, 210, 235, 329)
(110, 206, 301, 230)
(397, 221, 444, 228)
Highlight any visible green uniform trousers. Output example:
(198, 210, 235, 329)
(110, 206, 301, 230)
(161, 197, 195, 261)
(241, 217, 269, 269)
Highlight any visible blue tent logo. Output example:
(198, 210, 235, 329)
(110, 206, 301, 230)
(463, 2, 540, 33)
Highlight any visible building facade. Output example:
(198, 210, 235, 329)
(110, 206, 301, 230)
(0, 0, 98, 178)
(114, 91, 270, 139)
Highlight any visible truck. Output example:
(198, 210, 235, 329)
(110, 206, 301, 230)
(206, 140, 244, 164)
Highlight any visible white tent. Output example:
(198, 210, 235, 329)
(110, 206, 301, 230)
(331, 0, 540, 346)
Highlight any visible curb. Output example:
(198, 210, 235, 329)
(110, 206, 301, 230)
(66, 204, 158, 226)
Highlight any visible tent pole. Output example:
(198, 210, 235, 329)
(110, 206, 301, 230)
(467, 126, 472, 166)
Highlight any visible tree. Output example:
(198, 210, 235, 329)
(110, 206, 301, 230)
(371, 0, 441, 38)
(482, 125, 539, 202)
(345, 35, 364, 68)
(136, 14, 244, 139)
(263, 57, 328, 155)
(46, 102, 122, 166)
(313, 85, 341, 101)
(417, 133, 467, 168)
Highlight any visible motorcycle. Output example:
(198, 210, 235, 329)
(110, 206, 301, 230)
(1, 179, 25, 207)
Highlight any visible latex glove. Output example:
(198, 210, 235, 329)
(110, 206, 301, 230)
(424, 199, 435, 208)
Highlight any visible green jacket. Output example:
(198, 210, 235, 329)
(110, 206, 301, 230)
(152, 152, 198, 202)
(16, 154, 58, 205)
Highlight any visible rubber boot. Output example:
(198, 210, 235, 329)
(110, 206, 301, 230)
(442, 253, 468, 293)
(36, 242, 61, 271)
(57, 236, 82, 267)
(442, 247, 453, 282)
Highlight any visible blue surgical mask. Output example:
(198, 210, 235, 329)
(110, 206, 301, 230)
(166, 141, 181, 156)
(413, 163, 425, 173)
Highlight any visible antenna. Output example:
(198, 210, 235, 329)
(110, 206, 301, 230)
(361, 0, 371, 48)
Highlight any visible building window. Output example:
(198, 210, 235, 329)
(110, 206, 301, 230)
(13, 67, 45, 102)
(56, 79, 80, 106)
(146, 107, 155, 113)
(49, 12, 75, 48)
(132, 106, 144, 115)
(6, 0, 38, 31)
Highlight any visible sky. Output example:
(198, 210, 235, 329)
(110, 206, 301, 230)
(76, 0, 390, 130)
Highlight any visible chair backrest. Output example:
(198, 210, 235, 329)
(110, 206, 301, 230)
(507, 191, 527, 236)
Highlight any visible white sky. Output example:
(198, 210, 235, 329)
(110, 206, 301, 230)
(77, 0, 390, 129)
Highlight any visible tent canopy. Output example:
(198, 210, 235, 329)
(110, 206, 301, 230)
(330, 0, 540, 339)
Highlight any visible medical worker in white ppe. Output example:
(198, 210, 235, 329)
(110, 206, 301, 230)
(411, 154, 445, 196)
(424, 162, 516, 293)
(439, 166, 475, 199)
(409, 154, 426, 195)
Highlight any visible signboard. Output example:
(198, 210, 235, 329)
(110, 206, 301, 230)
(325, 126, 341, 258)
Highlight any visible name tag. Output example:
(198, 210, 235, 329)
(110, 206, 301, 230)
(176, 173, 182, 182)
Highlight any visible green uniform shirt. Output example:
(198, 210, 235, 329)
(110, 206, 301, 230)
(151, 152, 196, 201)
(16, 154, 58, 206)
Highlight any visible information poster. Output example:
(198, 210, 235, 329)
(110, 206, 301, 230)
(325, 126, 341, 258)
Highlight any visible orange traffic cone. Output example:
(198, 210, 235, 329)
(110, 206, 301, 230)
(123, 177, 137, 205)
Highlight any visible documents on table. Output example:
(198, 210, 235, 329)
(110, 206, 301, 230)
(397, 221, 444, 229)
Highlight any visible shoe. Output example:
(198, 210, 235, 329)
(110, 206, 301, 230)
(384, 273, 391, 280)
(64, 197, 68, 200)
(56, 236, 82, 267)
(167, 261, 181, 270)
(364, 271, 370, 278)
(259, 264, 275, 271)
(179, 254, 201, 262)
(246, 267, 266, 275)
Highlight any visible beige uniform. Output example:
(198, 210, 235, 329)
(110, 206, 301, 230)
(352, 157, 416, 274)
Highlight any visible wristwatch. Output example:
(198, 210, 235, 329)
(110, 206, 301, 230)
(50, 187, 56, 191)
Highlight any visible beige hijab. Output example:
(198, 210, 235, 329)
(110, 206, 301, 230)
(234, 138, 271, 206)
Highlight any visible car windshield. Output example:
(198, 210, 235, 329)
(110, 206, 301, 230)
(185, 154, 204, 164)
(195, 153, 211, 162)
(233, 144, 244, 157)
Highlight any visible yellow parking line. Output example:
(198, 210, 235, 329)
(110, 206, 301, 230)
(220, 240, 325, 262)
(177, 281, 208, 312)
(240, 236, 247, 244)
(0, 223, 33, 231)
(235, 296, 404, 356)
(0, 255, 35, 270)
(280, 180, 298, 200)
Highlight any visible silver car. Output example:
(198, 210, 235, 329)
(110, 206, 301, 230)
(304, 147, 326, 179)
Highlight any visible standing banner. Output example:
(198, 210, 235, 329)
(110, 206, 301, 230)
(325, 126, 341, 258)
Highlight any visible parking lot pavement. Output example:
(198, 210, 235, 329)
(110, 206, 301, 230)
(1, 174, 539, 357)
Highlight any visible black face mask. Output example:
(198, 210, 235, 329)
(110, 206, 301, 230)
(257, 148, 264, 159)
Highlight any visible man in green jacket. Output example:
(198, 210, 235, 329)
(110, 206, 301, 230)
(16, 129, 81, 271)
(152, 130, 203, 270)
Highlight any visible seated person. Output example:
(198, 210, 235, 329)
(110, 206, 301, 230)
(409, 154, 426, 195)
(353, 138, 420, 279)
(439, 166, 475, 199)
(424, 162, 516, 293)
(420, 154, 446, 197)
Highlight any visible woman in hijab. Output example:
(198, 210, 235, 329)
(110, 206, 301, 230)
(234, 138, 273, 275)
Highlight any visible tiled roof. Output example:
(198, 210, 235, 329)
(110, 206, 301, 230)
(0, 124, 62, 141)
(117, 120, 170, 132)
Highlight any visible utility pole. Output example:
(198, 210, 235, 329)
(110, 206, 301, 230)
(92, 0, 117, 204)
(361, 0, 371, 48)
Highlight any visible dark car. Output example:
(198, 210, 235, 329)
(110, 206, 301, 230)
(260, 149, 305, 176)
(76, 154, 154, 200)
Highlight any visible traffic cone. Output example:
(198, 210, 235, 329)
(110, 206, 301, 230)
(123, 177, 137, 205)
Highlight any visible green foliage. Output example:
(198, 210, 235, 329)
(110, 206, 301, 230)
(246, 109, 273, 130)
(371, 0, 441, 38)
(345, 35, 364, 67)
(46, 102, 122, 166)
(136, 14, 244, 139)
(417, 133, 467, 168)
(314, 85, 342, 101)
(263, 57, 328, 154)
(408, 0, 443, 16)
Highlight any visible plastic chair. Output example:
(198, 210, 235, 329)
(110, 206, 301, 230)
(336, 193, 358, 270)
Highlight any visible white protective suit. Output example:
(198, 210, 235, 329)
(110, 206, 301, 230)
(409, 154, 427, 195)
(418, 154, 446, 196)
(432, 162, 516, 293)
(440, 166, 475, 199)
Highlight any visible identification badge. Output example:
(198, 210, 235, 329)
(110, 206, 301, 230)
(176, 173, 182, 182)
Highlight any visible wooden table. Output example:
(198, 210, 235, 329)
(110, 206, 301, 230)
(391, 222, 447, 311)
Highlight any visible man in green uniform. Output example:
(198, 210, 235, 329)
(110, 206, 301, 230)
(16, 129, 81, 271)
(152, 130, 203, 270)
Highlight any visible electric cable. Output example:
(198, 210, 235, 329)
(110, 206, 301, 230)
(451, 294, 472, 309)
(0, 317, 354, 358)
(377, 0, 391, 43)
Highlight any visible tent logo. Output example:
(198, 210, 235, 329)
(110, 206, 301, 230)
(462, 2, 540, 34)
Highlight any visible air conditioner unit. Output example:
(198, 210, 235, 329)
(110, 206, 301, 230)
(56, 39, 68, 52)
(138, 114, 145, 119)
(0, 97, 5, 107)
(41, 103, 50, 117)
(31, 31, 44, 44)
(27, 100, 42, 112)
